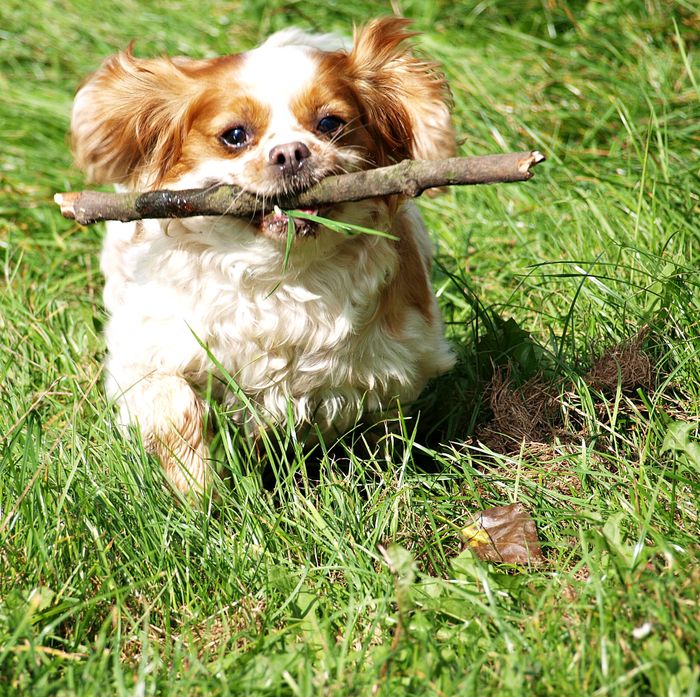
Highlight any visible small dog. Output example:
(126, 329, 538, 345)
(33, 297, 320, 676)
(71, 18, 456, 494)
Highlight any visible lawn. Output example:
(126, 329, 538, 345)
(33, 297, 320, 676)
(1, 0, 699, 694)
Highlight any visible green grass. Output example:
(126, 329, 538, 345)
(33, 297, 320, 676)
(1, 0, 699, 694)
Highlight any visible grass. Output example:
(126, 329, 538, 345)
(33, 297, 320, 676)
(1, 0, 699, 694)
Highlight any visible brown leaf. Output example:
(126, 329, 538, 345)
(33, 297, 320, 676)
(461, 502, 544, 565)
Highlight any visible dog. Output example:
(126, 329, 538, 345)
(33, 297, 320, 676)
(70, 17, 457, 495)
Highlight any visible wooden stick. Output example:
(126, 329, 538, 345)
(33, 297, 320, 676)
(54, 151, 545, 225)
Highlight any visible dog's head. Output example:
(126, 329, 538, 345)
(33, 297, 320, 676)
(71, 18, 455, 238)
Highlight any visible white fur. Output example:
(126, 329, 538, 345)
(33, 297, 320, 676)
(259, 27, 351, 52)
(242, 46, 320, 150)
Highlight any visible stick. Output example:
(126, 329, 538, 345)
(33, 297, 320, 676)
(54, 151, 545, 225)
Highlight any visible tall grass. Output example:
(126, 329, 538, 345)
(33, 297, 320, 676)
(1, 0, 698, 694)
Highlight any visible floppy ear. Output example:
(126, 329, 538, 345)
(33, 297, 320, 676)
(347, 17, 456, 164)
(71, 49, 201, 187)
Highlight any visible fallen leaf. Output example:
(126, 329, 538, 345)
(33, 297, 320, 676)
(460, 502, 544, 565)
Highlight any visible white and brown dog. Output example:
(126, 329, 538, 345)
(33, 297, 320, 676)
(71, 18, 456, 494)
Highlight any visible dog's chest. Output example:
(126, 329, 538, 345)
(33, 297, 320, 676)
(127, 232, 401, 391)
(201, 271, 370, 385)
(102, 219, 445, 432)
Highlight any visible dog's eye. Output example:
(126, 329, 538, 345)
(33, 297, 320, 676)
(219, 126, 248, 149)
(317, 115, 345, 136)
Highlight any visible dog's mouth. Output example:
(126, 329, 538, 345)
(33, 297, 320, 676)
(255, 206, 330, 240)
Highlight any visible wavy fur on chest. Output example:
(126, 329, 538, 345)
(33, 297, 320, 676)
(102, 205, 454, 438)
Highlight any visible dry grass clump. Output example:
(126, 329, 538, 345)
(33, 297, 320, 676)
(475, 330, 656, 456)
(476, 368, 562, 451)
(584, 330, 653, 394)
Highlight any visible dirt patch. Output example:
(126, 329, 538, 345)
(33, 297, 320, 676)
(120, 596, 265, 666)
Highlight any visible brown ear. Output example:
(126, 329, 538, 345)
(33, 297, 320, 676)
(347, 18, 456, 164)
(71, 49, 201, 187)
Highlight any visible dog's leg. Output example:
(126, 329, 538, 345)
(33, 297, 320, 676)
(108, 370, 211, 496)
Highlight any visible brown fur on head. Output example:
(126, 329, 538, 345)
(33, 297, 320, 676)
(71, 19, 455, 191)
(70, 49, 222, 187)
(343, 17, 456, 164)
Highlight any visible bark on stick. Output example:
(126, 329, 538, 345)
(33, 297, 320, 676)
(54, 151, 545, 225)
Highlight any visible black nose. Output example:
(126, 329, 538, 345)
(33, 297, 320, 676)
(268, 141, 311, 177)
